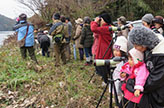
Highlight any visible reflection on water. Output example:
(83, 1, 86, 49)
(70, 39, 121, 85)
(0, 31, 15, 46)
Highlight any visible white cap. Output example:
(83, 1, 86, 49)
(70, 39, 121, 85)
(113, 36, 128, 52)
(129, 48, 143, 64)
(75, 18, 83, 24)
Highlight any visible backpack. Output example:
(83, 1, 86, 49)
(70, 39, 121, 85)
(49, 22, 65, 43)
(53, 25, 64, 43)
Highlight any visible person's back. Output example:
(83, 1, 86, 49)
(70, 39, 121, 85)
(65, 17, 72, 40)
(14, 13, 37, 64)
(16, 22, 34, 47)
(49, 13, 67, 66)
(80, 24, 93, 48)
(37, 32, 50, 57)
(73, 18, 84, 60)
(81, 16, 93, 65)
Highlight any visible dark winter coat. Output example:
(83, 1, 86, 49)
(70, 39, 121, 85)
(37, 32, 50, 51)
(80, 24, 93, 48)
(139, 39, 164, 108)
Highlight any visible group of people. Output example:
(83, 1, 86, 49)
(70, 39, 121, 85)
(13, 12, 164, 108)
(98, 13, 164, 108)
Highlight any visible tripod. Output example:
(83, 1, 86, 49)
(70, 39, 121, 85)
(88, 33, 118, 83)
(96, 66, 120, 108)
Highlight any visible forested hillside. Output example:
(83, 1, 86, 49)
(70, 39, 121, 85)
(0, 14, 15, 31)
(17, 0, 164, 28)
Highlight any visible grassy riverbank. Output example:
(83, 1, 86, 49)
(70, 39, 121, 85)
(0, 35, 113, 108)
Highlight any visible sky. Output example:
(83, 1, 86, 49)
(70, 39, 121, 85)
(0, 0, 34, 19)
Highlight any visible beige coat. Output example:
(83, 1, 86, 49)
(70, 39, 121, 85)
(74, 24, 83, 48)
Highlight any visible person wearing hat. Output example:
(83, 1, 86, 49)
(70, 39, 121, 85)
(80, 16, 93, 65)
(119, 48, 149, 108)
(108, 36, 128, 102)
(13, 13, 38, 64)
(91, 13, 113, 59)
(128, 26, 164, 108)
(91, 13, 113, 83)
(153, 16, 164, 35)
(117, 16, 129, 38)
(49, 13, 68, 66)
(141, 13, 154, 29)
(73, 18, 84, 60)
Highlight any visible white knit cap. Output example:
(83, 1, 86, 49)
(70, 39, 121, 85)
(129, 48, 144, 64)
(113, 36, 128, 52)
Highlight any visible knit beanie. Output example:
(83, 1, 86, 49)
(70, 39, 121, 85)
(128, 26, 160, 50)
(129, 48, 143, 64)
(113, 36, 128, 53)
(100, 13, 112, 24)
(141, 13, 154, 24)
(53, 13, 60, 20)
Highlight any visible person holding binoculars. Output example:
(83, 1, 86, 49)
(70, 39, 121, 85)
(90, 13, 113, 83)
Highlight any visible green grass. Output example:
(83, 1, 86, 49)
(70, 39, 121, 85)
(0, 41, 112, 108)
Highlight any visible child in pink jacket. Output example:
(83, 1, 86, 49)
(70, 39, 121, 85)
(119, 48, 149, 108)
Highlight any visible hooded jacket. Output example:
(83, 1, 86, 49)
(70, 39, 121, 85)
(120, 62, 149, 103)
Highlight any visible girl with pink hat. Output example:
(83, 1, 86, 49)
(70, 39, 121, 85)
(119, 48, 149, 108)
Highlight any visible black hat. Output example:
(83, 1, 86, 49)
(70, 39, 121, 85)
(19, 13, 27, 21)
(153, 16, 164, 25)
(53, 13, 60, 20)
(100, 13, 112, 24)
(60, 15, 66, 22)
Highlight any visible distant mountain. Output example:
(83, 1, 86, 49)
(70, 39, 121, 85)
(0, 14, 15, 31)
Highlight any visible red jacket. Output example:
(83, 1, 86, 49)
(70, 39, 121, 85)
(91, 21, 113, 59)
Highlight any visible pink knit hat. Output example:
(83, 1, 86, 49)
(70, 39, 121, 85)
(129, 48, 143, 64)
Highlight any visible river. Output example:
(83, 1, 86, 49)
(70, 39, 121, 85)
(0, 31, 15, 46)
